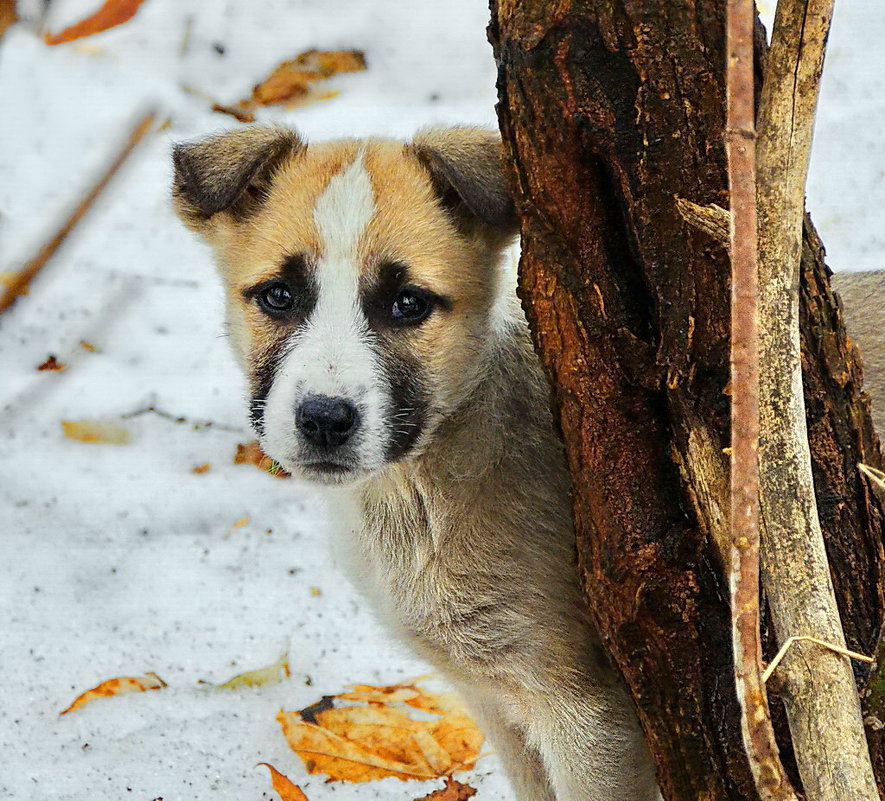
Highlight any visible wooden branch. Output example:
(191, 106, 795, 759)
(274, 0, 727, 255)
(0, 110, 156, 315)
(726, 0, 796, 796)
(756, 0, 879, 797)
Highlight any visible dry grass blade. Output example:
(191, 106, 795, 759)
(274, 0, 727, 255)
(0, 110, 156, 315)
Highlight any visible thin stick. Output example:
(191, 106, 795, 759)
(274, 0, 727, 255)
(725, 0, 797, 797)
(0, 110, 156, 315)
(763, 636, 873, 684)
(756, 0, 879, 797)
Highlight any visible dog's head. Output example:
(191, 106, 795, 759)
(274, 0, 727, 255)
(172, 126, 518, 484)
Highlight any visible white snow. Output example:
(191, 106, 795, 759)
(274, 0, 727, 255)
(0, 1, 881, 800)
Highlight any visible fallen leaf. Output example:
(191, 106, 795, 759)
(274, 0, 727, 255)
(258, 763, 309, 801)
(413, 777, 478, 801)
(215, 650, 290, 690)
(62, 420, 131, 444)
(0, 0, 16, 40)
(60, 672, 166, 714)
(37, 355, 67, 371)
(309, 587, 321, 597)
(252, 49, 365, 105)
(210, 49, 365, 122)
(232, 515, 250, 529)
(79, 340, 100, 352)
(234, 441, 290, 478)
(192, 463, 211, 474)
(277, 681, 483, 783)
(211, 101, 256, 123)
(44, 0, 148, 46)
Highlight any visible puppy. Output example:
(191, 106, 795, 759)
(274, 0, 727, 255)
(171, 125, 659, 801)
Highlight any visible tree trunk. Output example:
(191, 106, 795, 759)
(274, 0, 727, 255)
(489, 1, 885, 798)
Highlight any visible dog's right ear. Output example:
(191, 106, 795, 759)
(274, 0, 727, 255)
(172, 126, 303, 232)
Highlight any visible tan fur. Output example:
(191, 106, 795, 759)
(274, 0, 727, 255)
(172, 126, 659, 801)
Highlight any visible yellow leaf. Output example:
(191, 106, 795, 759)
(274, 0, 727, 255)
(60, 672, 166, 714)
(258, 763, 309, 801)
(277, 681, 483, 783)
(215, 650, 290, 690)
(61, 420, 131, 444)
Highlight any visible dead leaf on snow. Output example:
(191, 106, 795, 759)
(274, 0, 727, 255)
(44, 0, 148, 46)
(61, 420, 131, 444)
(210, 49, 365, 122)
(258, 763, 309, 801)
(413, 777, 478, 801)
(79, 340, 100, 352)
(234, 441, 290, 478)
(214, 650, 290, 690)
(277, 681, 484, 783)
(37, 355, 67, 371)
(192, 463, 211, 474)
(60, 672, 166, 714)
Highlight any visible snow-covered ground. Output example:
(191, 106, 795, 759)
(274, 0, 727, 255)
(0, 1, 881, 800)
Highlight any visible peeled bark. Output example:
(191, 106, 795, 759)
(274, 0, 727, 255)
(489, 1, 885, 797)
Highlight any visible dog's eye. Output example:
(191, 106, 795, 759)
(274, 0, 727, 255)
(258, 282, 295, 314)
(391, 289, 433, 325)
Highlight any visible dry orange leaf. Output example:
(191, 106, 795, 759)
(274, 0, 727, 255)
(62, 420, 131, 444)
(44, 0, 148, 45)
(234, 441, 290, 478)
(192, 463, 211, 474)
(213, 49, 365, 122)
(252, 49, 366, 105)
(60, 672, 166, 714)
(79, 340, 100, 352)
(37, 355, 67, 371)
(277, 682, 483, 783)
(414, 777, 478, 801)
(258, 763, 309, 801)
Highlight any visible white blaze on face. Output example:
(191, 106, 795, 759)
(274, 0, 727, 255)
(261, 151, 390, 473)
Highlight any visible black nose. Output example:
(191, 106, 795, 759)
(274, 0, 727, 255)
(296, 396, 359, 448)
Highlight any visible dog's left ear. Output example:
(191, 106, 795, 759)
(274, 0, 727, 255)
(411, 127, 518, 237)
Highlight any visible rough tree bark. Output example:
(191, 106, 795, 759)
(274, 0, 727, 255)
(489, 1, 885, 798)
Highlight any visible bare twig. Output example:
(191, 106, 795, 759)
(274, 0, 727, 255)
(763, 636, 873, 684)
(0, 110, 156, 315)
(121, 404, 245, 433)
(756, 0, 879, 798)
(725, 0, 797, 797)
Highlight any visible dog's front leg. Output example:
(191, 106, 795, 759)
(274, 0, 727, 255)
(459, 686, 556, 801)
(526, 684, 659, 801)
